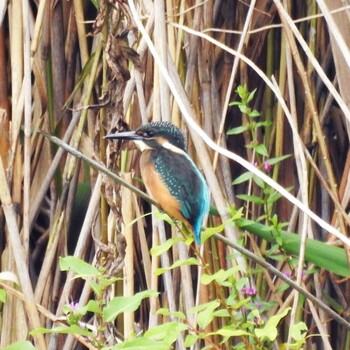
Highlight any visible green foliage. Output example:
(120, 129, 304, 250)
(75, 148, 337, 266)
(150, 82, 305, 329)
(236, 218, 350, 277)
(28, 224, 316, 350)
(31, 257, 162, 349)
(0, 288, 6, 303)
(3, 341, 37, 350)
(103, 290, 159, 322)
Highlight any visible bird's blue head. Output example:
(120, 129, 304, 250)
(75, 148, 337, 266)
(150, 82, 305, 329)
(105, 121, 186, 153)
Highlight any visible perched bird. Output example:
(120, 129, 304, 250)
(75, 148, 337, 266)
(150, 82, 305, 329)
(105, 121, 210, 244)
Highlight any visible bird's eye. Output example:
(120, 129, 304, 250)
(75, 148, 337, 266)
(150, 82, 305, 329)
(148, 131, 154, 137)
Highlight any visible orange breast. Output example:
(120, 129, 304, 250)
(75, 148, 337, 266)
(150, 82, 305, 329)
(140, 151, 192, 230)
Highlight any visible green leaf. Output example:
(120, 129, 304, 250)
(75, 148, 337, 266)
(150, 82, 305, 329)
(63, 299, 100, 316)
(210, 326, 251, 337)
(103, 290, 159, 322)
(190, 300, 220, 329)
(247, 88, 257, 103)
(232, 172, 254, 185)
(155, 258, 198, 276)
(30, 325, 93, 337)
(156, 308, 186, 320)
(213, 309, 231, 317)
(202, 220, 232, 242)
(236, 218, 350, 277)
(227, 125, 249, 135)
(113, 337, 168, 350)
(252, 175, 266, 189)
(254, 144, 269, 156)
(0, 289, 7, 303)
(289, 322, 308, 341)
(184, 333, 198, 347)
(238, 105, 249, 114)
(145, 322, 188, 346)
(266, 154, 291, 165)
(236, 194, 265, 205)
(267, 190, 283, 204)
(201, 267, 240, 286)
(254, 307, 291, 341)
(59, 256, 100, 277)
(3, 341, 37, 350)
(150, 237, 183, 256)
(154, 210, 175, 226)
(248, 109, 260, 118)
(256, 120, 272, 127)
(236, 85, 248, 98)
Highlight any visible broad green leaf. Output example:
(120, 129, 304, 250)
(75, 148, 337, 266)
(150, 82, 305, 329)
(0, 289, 7, 303)
(267, 190, 283, 204)
(63, 299, 100, 316)
(155, 258, 198, 276)
(59, 256, 100, 277)
(256, 121, 272, 127)
(236, 218, 350, 277)
(210, 326, 251, 337)
(154, 211, 175, 226)
(236, 194, 265, 205)
(289, 322, 308, 341)
(202, 219, 232, 242)
(150, 237, 183, 256)
(247, 88, 257, 102)
(31, 325, 93, 337)
(113, 337, 168, 350)
(254, 144, 269, 156)
(3, 341, 37, 350)
(254, 307, 291, 341)
(201, 266, 240, 286)
(248, 109, 260, 118)
(156, 308, 186, 320)
(145, 322, 188, 345)
(236, 85, 248, 98)
(253, 175, 266, 189)
(190, 300, 221, 329)
(267, 187, 293, 204)
(213, 309, 231, 317)
(238, 104, 249, 114)
(265, 154, 291, 165)
(184, 333, 198, 347)
(232, 172, 254, 185)
(227, 125, 249, 135)
(103, 290, 159, 322)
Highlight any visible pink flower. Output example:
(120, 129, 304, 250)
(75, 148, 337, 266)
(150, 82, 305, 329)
(263, 161, 273, 172)
(242, 286, 257, 296)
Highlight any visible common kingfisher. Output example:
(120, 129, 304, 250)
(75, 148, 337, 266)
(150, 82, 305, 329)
(105, 121, 210, 244)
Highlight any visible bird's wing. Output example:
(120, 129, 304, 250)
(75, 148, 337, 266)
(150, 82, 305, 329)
(155, 150, 207, 226)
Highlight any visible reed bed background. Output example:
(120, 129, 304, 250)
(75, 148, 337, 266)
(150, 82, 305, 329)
(0, 0, 350, 349)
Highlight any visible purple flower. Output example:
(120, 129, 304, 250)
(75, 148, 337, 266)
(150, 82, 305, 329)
(283, 271, 292, 279)
(69, 301, 79, 311)
(263, 161, 273, 172)
(242, 286, 257, 296)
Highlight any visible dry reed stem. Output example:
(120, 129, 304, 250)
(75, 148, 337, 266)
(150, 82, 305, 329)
(0, 156, 46, 348)
(121, 173, 135, 338)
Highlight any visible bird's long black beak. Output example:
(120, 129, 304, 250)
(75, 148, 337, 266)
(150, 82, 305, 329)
(104, 130, 144, 141)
